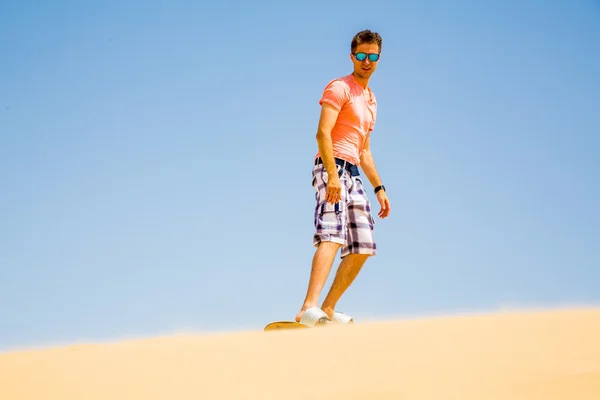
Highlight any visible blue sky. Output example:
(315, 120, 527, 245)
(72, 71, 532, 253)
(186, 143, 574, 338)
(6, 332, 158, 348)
(1, 0, 599, 351)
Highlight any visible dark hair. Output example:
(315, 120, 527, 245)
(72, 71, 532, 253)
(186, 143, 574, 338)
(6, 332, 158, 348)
(351, 30, 382, 53)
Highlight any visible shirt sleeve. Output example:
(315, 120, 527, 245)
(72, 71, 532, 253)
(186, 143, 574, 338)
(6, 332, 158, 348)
(369, 106, 377, 131)
(319, 80, 348, 111)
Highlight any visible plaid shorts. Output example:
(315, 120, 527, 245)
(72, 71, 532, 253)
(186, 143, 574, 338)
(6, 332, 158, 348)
(312, 160, 376, 257)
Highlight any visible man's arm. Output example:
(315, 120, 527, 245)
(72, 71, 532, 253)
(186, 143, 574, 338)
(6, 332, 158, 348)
(316, 103, 340, 177)
(360, 132, 391, 218)
(359, 132, 382, 188)
(316, 103, 342, 204)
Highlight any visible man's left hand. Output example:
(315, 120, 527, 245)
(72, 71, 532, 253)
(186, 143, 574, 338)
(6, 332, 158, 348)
(376, 190, 391, 219)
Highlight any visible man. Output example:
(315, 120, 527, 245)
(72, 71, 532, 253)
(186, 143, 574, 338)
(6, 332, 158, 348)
(295, 29, 391, 326)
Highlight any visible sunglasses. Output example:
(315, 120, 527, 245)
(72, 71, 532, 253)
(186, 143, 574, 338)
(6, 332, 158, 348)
(353, 52, 380, 62)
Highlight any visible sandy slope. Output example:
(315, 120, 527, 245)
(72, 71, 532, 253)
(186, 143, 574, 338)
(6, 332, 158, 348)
(1, 307, 599, 399)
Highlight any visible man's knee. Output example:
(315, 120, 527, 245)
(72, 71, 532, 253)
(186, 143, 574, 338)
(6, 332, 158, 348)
(317, 240, 342, 251)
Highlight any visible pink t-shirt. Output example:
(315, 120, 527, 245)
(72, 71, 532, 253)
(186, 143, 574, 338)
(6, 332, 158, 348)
(316, 74, 377, 166)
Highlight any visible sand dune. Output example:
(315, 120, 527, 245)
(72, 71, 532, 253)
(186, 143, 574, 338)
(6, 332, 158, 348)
(1, 307, 599, 399)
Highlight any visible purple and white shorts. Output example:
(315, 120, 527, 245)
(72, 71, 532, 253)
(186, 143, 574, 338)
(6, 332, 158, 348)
(311, 161, 376, 257)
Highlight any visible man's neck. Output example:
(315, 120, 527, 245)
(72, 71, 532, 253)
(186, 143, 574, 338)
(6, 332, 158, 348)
(351, 72, 369, 89)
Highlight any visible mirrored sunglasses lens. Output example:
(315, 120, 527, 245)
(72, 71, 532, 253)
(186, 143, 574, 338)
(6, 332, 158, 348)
(368, 54, 379, 61)
(355, 53, 367, 61)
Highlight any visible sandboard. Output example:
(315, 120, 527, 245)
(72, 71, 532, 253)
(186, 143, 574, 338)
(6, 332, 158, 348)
(264, 321, 310, 331)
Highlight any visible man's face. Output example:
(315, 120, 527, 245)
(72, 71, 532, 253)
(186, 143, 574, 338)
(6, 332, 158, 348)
(350, 42, 380, 80)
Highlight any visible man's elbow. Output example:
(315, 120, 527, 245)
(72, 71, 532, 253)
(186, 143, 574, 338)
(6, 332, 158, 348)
(316, 129, 331, 140)
(360, 149, 373, 165)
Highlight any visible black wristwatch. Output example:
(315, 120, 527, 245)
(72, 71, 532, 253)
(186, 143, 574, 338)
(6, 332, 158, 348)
(374, 185, 385, 194)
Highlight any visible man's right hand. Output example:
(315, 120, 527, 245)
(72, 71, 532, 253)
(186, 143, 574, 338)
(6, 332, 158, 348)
(326, 173, 342, 204)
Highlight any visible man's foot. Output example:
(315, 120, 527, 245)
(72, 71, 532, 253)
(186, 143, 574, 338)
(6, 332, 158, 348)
(295, 306, 314, 322)
(295, 306, 329, 326)
(321, 305, 335, 320)
(320, 304, 354, 324)
(331, 311, 354, 324)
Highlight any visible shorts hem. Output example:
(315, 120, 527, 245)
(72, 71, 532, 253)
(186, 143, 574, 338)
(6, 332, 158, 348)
(341, 249, 377, 257)
(313, 236, 347, 247)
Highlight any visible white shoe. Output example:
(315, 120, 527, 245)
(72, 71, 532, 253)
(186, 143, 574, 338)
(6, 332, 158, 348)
(299, 307, 329, 327)
(331, 311, 354, 324)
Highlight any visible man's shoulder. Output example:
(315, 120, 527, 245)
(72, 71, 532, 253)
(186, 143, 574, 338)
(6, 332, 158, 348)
(324, 74, 353, 90)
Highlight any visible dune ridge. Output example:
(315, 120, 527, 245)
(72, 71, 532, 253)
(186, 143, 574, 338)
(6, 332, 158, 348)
(1, 307, 599, 399)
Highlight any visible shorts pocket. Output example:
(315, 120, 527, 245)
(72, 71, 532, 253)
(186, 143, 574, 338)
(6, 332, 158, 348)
(363, 199, 375, 228)
(368, 211, 375, 228)
(315, 201, 344, 235)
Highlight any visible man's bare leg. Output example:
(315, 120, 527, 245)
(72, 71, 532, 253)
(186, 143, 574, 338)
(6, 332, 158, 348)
(321, 253, 370, 319)
(295, 241, 341, 322)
